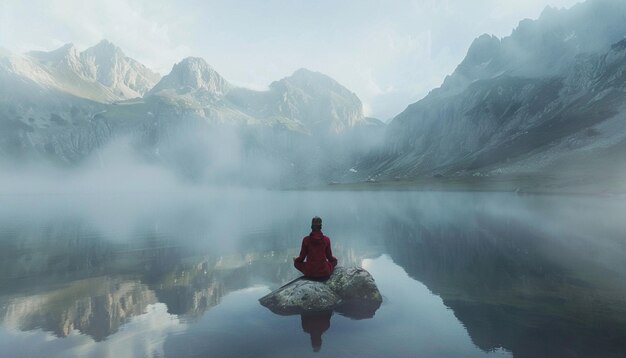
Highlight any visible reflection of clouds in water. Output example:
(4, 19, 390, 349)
(0, 303, 185, 358)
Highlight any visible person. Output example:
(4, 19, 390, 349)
(293, 216, 338, 278)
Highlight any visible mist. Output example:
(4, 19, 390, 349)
(2, 1, 626, 357)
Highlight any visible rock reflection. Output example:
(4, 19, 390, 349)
(260, 271, 382, 353)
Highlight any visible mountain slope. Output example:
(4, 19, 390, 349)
(80, 40, 161, 98)
(359, 0, 626, 191)
(0, 46, 383, 186)
(3, 40, 160, 103)
(148, 56, 232, 96)
(267, 68, 365, 134)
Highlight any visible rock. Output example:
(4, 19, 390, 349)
(259, 266, 382, 318)
(259, 279, 340, 315)
(326, 267, 383, 319)
(326, 266, 382, 302)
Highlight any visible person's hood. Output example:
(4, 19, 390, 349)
(309, 230, 324, 240)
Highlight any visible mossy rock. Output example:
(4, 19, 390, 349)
(259, 279, 341, 315)
(260, 266, 382, 318)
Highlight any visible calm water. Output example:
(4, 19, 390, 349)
(1, 189, 625, 357)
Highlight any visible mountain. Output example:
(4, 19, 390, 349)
(358, 0, 626, 192)
(148, 56, 232, 97)
(266, 68, 365, 134)
(0, 44, 383, 186)
(143, 58, 372, 134)
(80, 39, 161, 98)
(144, 57, 253, 127)
(2, 40, 159, 103)
(141, 63, 382, 184)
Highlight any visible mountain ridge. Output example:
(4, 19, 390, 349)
(148, 56, 231, 97)
(353, 0, 626, 192)
(0, 40, 383, 186)
(3, 0, 625, 191)
(3, 40, 160, 103)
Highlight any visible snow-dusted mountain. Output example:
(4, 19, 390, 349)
(7, 0, 625, 191)
(79, 40, 160, 98)
(145, 58, 374, 135)
(2, 40, 159, 103)
(0, 44, 383, 186)
(358, 0, 626, 191)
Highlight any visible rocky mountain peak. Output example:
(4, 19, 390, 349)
(267, 68, 365, 134)
(24, 43, 89, 80)
(148, 56, 231, 95)
(538, 5, 561, 19)
(78, 40, 159, 97)
(371, 0, 626, 184)
(278, 68, 342, 91)
(83, 39, 125, 60)
(15, 40, 159, 100)
(439, 0, 626, 95)
(290, 67, 325, 80)
(28, 43, 80, 66)
(176, 56, 213, 73)
(57, 42, 79, 56)
(450, 34, 501, 83)
(463, 34, 501, 66)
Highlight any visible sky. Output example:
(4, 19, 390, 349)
(0, 0, 582, 120)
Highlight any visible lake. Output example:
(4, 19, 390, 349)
(1, 189, 625, 357)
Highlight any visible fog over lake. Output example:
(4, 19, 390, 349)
(2, 1, 626, 357)
(1, 188, 625, 357)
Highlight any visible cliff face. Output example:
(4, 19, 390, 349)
(360, 0, 626, 187)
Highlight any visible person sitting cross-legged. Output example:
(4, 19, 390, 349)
(293, 216, 338, 279)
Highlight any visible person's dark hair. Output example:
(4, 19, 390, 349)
(311, 216, 322, 231)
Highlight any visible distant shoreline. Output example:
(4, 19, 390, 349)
(296, 175, 626, 196)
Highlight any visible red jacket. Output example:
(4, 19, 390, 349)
(294, 230, 338, 278)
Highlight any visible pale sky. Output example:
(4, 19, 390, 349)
(0, 0, 581, 120)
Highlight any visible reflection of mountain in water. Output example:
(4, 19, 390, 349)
(0, 220, 369, 340)
(3, 278, 156, 341)
(6, 191, 624, 356)
(380, 198, 626, 357)
(142, 245, 366, 320)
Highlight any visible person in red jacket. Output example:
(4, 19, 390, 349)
(293, 216, 338, 278)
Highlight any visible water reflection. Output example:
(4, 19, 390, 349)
(3, 278, 156, 342)
(300, 311, 332, 352)
(379, 194, 626, 357)
(1, 251, 294, 340)
(0, 191, 625, 357)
